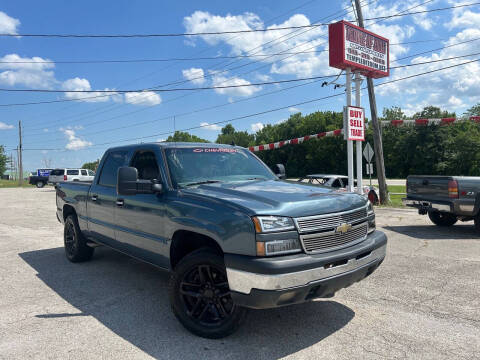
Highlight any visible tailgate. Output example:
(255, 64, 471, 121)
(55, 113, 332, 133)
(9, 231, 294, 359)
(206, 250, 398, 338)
(407, 176, 454, 202)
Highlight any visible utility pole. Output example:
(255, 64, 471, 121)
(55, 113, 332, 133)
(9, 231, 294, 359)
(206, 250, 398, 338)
(18, 120, 23, 186)
(354, 0, 388, 204)
(346, 67, 354, 193)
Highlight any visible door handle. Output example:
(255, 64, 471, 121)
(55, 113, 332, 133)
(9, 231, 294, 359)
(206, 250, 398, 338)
(91, 194, 98, 201)
(116, 199, 124, 207)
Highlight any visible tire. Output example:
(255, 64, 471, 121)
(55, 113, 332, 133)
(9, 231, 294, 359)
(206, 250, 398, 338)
(475, 214, 480, 234)
(36, 181, 44, 188)
(169, 248, 248, 339)
(428, 211, 458, 227)
(64, 215, 94, 262)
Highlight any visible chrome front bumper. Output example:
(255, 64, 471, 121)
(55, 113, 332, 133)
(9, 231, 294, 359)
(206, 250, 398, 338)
(226, 243, 386, 295)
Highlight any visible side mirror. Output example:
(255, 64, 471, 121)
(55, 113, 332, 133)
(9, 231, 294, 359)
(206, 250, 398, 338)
(273, 163, 286, 179)
(117, 167, 164, 195)
(117, 167, 139, 196)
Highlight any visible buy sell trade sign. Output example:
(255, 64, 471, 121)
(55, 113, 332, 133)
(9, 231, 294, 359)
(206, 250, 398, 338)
(344, 106, 365, 141)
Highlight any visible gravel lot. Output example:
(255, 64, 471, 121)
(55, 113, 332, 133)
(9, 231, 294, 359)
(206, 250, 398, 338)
(0, 187, 479, 359)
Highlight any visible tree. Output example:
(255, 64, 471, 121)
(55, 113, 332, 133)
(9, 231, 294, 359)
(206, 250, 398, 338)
(412, 106, 455, 119)
(465, 103, 480, 116)
(382, 106, 406, 121)
(0, 146, 7, 176)
(166, 131, 209, 143)
(215, 124, 255, 148)
(82, 159, 100, 171)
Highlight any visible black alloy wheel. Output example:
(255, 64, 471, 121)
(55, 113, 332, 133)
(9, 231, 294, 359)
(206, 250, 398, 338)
(63, 215, 94, 262)
(180, 264, 234, 326)
(170, 248, 247, 338)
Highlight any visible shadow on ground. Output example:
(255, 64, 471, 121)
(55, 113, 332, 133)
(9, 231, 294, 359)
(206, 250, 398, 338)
(19, 247, 354, 359)
(385, 223, 478, 240)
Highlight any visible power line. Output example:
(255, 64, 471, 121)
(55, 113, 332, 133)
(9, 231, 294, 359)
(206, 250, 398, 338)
(2, 2, 478, 38)
(0, 74, 340, 94)
(16, 58, 480, 151)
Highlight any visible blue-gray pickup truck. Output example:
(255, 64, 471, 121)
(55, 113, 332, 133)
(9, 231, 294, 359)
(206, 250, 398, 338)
(56, 142, 387, 338)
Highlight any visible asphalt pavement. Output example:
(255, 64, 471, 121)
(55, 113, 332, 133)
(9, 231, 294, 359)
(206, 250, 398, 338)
(0, 187, 478, 359)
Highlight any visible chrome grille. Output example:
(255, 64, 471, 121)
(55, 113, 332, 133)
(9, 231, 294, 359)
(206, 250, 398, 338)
(300, 223, 368, 254)
(294, 207, 367, 233)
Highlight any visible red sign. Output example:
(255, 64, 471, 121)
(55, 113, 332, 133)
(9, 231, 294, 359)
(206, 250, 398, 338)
(344, 106, 365, 141)
(329, 20, 389, 78)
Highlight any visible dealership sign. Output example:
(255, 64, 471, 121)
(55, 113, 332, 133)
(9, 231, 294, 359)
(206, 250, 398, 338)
(344, 106, 365, 141)
(329, 20, 389, 78)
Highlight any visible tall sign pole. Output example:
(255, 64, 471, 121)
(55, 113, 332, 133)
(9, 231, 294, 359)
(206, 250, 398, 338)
(354, 0, 388, 203)
(355, 71, 363, 194)
(346, 68, 354, 192)
(18, 120, 23, 186)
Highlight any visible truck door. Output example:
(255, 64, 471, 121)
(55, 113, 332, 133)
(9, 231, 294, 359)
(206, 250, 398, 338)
(87, 150, 128, 247)
(114, 148, 169, 268)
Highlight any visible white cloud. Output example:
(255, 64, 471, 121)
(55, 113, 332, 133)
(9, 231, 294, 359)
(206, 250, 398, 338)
(43, 128, 49, 132)
(62, 77, 113, 102)
(156, 138, 166, 142)
(446, 3, 480, 30)
(0, 122, 14, 130)
(0, 54, 56, 88)
(61, 128, 92, 150)
(251, 122, 264, 131)
(184, 11, 329, 78)
(211, 73, 262, 97)
(200, 122, 222, 131)
(124, 91, 162, 106)
(182, 67, 205, 85)
(0, 11, 20, 34)
(255, 73, 272, 82)
(288, 107, 301, 113)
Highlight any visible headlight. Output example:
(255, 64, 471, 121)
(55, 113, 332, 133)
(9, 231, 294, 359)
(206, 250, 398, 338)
(256, 239, 301, 256)
(252, 216, 295, 233)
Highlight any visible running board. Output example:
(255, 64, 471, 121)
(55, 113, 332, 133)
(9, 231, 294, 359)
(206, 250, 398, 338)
(86, 241, 102, 248)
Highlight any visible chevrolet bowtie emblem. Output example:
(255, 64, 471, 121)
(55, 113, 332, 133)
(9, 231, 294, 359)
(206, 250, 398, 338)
(336, 223, 352, 234)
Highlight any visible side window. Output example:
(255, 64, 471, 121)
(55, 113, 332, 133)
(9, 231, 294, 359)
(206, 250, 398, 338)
(81, 170, 87, 176)
(130, 151, 160, 181)
(98, 151, 128, 187)
(331, 179, 342, 188)
(67, 169, 79, 175)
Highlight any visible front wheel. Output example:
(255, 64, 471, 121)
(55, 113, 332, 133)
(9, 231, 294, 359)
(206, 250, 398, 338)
(428, 211, 457, 226)
(36, 181, 44, 188)
(64, 215, 94, 262)
(169, 248, 247, 339)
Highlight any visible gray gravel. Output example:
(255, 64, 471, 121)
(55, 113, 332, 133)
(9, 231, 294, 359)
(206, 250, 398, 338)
(0, 187, 478, 359)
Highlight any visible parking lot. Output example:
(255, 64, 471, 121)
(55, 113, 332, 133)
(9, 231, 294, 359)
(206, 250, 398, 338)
(0, 187, 478, 359)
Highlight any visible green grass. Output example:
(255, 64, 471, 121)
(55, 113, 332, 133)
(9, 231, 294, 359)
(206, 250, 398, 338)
(385, 185, 406, 207)
(0, 179, 34, 188)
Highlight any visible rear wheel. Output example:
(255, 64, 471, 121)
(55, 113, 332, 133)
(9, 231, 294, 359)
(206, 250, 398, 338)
(169, 248, 247, 339)
(64, 215, 94, 262)
(428, 211, 457, 227)
(36, 181, 44, 188)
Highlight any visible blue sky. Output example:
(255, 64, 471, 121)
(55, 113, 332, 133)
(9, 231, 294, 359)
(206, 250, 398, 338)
(0, 0, 479, 171)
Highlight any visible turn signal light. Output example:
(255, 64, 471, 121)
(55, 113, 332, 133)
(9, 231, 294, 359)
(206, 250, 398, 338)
(448, 180, 458, 198)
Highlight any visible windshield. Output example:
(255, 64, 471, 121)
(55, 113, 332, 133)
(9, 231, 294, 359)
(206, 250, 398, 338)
(165, 147, 276, 187)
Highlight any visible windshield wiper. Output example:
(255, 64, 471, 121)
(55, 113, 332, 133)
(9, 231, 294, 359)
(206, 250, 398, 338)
(245, 177, 266, 181)
(183, 180, 222, 187)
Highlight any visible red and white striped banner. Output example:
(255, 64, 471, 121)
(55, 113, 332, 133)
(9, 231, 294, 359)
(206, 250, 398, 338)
(381, 116, 480, 127)
(249, 116, 480, 152)
(248, 129, 343, 152)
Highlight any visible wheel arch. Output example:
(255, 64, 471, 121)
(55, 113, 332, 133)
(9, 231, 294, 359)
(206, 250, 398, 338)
(170, 230, 223, 270)
(62, 204, 77, 221)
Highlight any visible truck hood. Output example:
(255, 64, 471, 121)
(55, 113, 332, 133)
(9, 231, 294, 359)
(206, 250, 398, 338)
(181, 180, 367, 217)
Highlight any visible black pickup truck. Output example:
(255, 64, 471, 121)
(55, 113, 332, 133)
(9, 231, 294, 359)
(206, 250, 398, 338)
(55, 142, 386, 338)
(403, 175, 480, 232)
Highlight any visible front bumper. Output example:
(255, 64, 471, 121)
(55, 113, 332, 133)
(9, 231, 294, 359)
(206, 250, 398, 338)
(225, 230, 387, 309)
